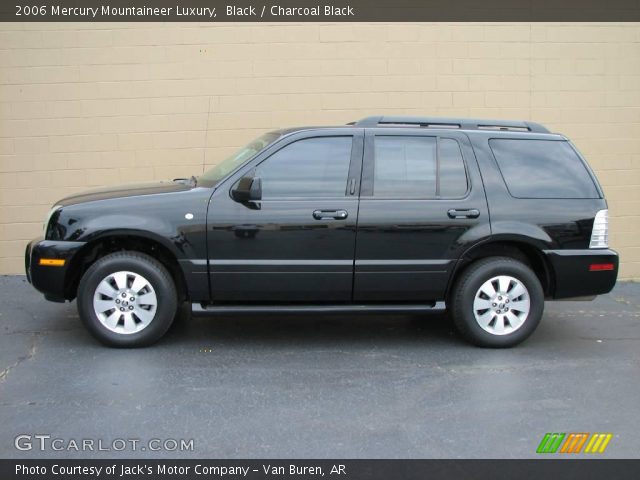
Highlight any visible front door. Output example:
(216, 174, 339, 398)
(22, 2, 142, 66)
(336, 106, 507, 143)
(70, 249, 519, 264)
(207, 130, 364, 303)
(353, 129, 490, 302)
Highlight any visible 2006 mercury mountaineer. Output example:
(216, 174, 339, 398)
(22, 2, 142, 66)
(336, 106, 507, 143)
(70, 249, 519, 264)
(25, 116, 619, 348)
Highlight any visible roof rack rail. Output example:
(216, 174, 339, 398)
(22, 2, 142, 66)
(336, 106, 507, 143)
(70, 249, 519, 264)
(353, 116, 549, 133)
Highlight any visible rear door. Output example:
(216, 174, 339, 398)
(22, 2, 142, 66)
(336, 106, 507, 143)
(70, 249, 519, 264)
(353, 128, 490, 302)
(206, 129, 364, 303)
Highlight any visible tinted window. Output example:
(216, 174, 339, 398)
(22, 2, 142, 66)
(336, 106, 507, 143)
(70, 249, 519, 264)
(490, 139, 599, 199)
(256, 137, 352, 198)
(373, 136, 468, 198)
(374, 136, 437, 197)
(439, 138, 468, 197)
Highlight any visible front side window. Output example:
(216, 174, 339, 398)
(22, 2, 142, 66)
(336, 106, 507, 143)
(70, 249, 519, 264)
(256, 136, 353, 198)
(372, 136, 468, 198)
(489, 139, 599, 199)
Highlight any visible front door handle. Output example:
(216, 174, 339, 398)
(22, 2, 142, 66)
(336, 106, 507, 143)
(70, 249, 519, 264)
(313, 209, 348, 220)
(448, 208, 480, 219)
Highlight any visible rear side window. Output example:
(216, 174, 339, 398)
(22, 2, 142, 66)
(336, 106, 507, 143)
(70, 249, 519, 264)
(439, 138, 468, 197)
(373, 136, 468, 198)
(374, 136, 437, 197)
(489, 139, 599, 199)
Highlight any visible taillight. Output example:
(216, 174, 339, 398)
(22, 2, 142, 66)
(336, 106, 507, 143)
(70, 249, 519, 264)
(589, 263, 614, 272)
(589, 209, 609, 249)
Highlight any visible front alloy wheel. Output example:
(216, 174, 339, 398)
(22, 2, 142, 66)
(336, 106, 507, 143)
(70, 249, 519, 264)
(93, 271, 158, 335)
(78, 252, 177, 347)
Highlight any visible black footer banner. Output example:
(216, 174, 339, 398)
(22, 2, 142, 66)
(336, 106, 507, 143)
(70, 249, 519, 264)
(2, 459, 640, 480)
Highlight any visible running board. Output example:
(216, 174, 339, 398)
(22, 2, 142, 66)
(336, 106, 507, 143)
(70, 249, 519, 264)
(191, 302, 446, 316)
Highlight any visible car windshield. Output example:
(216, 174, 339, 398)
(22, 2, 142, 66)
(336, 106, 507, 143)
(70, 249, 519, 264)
(200, 132, 280, 184)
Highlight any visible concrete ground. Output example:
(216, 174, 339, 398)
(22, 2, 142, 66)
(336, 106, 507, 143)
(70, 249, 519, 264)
(1, 276, 639, 459)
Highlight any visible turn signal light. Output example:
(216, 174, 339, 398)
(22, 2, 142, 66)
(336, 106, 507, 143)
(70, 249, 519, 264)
(39, 258, 65, 267)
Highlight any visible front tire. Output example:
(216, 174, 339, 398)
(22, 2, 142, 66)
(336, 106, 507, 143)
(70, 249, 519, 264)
(77, 252, 178, 347)
(451, 257, 544, 348)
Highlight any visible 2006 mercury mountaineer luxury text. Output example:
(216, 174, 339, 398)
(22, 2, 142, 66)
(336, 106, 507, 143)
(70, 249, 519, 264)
(25, 116, 619, 348)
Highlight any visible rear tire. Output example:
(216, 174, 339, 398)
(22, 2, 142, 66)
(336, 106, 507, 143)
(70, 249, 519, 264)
(451, 257, 544, 348)
(77, 252, 178, 347)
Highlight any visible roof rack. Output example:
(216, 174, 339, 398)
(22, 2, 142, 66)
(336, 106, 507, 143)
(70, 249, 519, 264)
(352, 116, 549, 133)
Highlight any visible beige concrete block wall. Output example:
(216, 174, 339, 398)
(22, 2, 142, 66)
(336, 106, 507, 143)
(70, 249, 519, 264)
(1, 22, 639, 279)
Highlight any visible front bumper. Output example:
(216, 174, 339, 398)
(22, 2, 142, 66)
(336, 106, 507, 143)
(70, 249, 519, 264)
(25, 237, 86, 301)
(543, 249, 619, 299)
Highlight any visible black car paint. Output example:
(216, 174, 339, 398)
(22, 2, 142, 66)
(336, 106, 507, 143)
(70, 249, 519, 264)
(206, 129, 363, 303)
(353, 128, 490, 302)
(25, 125, 619, 306)
(28, 181, 213, 301)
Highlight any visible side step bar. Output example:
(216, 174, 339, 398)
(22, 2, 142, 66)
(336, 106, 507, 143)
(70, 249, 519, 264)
(192, 302, 446, 316)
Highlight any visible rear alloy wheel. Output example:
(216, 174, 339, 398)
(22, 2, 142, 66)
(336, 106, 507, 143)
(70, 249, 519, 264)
(451, 257, 544, 348)
(78, 252, 177, 347)
(473, 275, 530, 336)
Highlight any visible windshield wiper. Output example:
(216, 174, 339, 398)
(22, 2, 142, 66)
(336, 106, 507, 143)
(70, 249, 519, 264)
(172, 176, 198, 187)
(172, 175, 198, 187)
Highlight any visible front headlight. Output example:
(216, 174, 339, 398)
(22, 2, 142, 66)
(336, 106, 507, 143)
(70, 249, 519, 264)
(43, 205, 62, 237)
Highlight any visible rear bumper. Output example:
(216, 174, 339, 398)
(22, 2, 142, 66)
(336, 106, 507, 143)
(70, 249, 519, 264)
(25, 237, 86, 301)
(543, 249, 619, 299)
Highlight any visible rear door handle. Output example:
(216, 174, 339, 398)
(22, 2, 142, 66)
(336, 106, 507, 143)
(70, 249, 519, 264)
(313, 209, 348, 220)
(447, 208, 480, 219)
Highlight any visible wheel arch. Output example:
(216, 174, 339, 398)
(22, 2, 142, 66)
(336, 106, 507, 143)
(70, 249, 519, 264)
(64, 231, 188, 302)
(446, 238, 554, 301)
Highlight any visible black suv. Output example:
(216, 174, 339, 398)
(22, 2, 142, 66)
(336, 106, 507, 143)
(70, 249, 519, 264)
(25, 116, 618, 348)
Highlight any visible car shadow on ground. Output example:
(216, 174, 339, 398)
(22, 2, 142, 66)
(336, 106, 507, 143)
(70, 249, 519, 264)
(162, 307, 462, 349)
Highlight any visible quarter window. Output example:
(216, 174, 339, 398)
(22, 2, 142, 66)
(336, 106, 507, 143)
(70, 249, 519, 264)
(489, 139, 599, 199)
(256, 136, 353, 198)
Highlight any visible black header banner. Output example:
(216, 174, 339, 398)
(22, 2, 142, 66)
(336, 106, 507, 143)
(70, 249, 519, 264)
(2, 459, 640, 480)
(3, 0, 640, 22)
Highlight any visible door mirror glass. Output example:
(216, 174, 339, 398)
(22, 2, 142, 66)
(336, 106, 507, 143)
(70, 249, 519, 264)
(231, 174, 262, 203)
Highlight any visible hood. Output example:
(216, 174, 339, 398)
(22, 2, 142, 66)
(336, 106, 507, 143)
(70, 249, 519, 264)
(57, 180, 193, 207)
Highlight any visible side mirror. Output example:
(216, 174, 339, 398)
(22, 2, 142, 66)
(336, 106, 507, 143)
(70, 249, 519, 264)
(231, 174, 262, 203)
